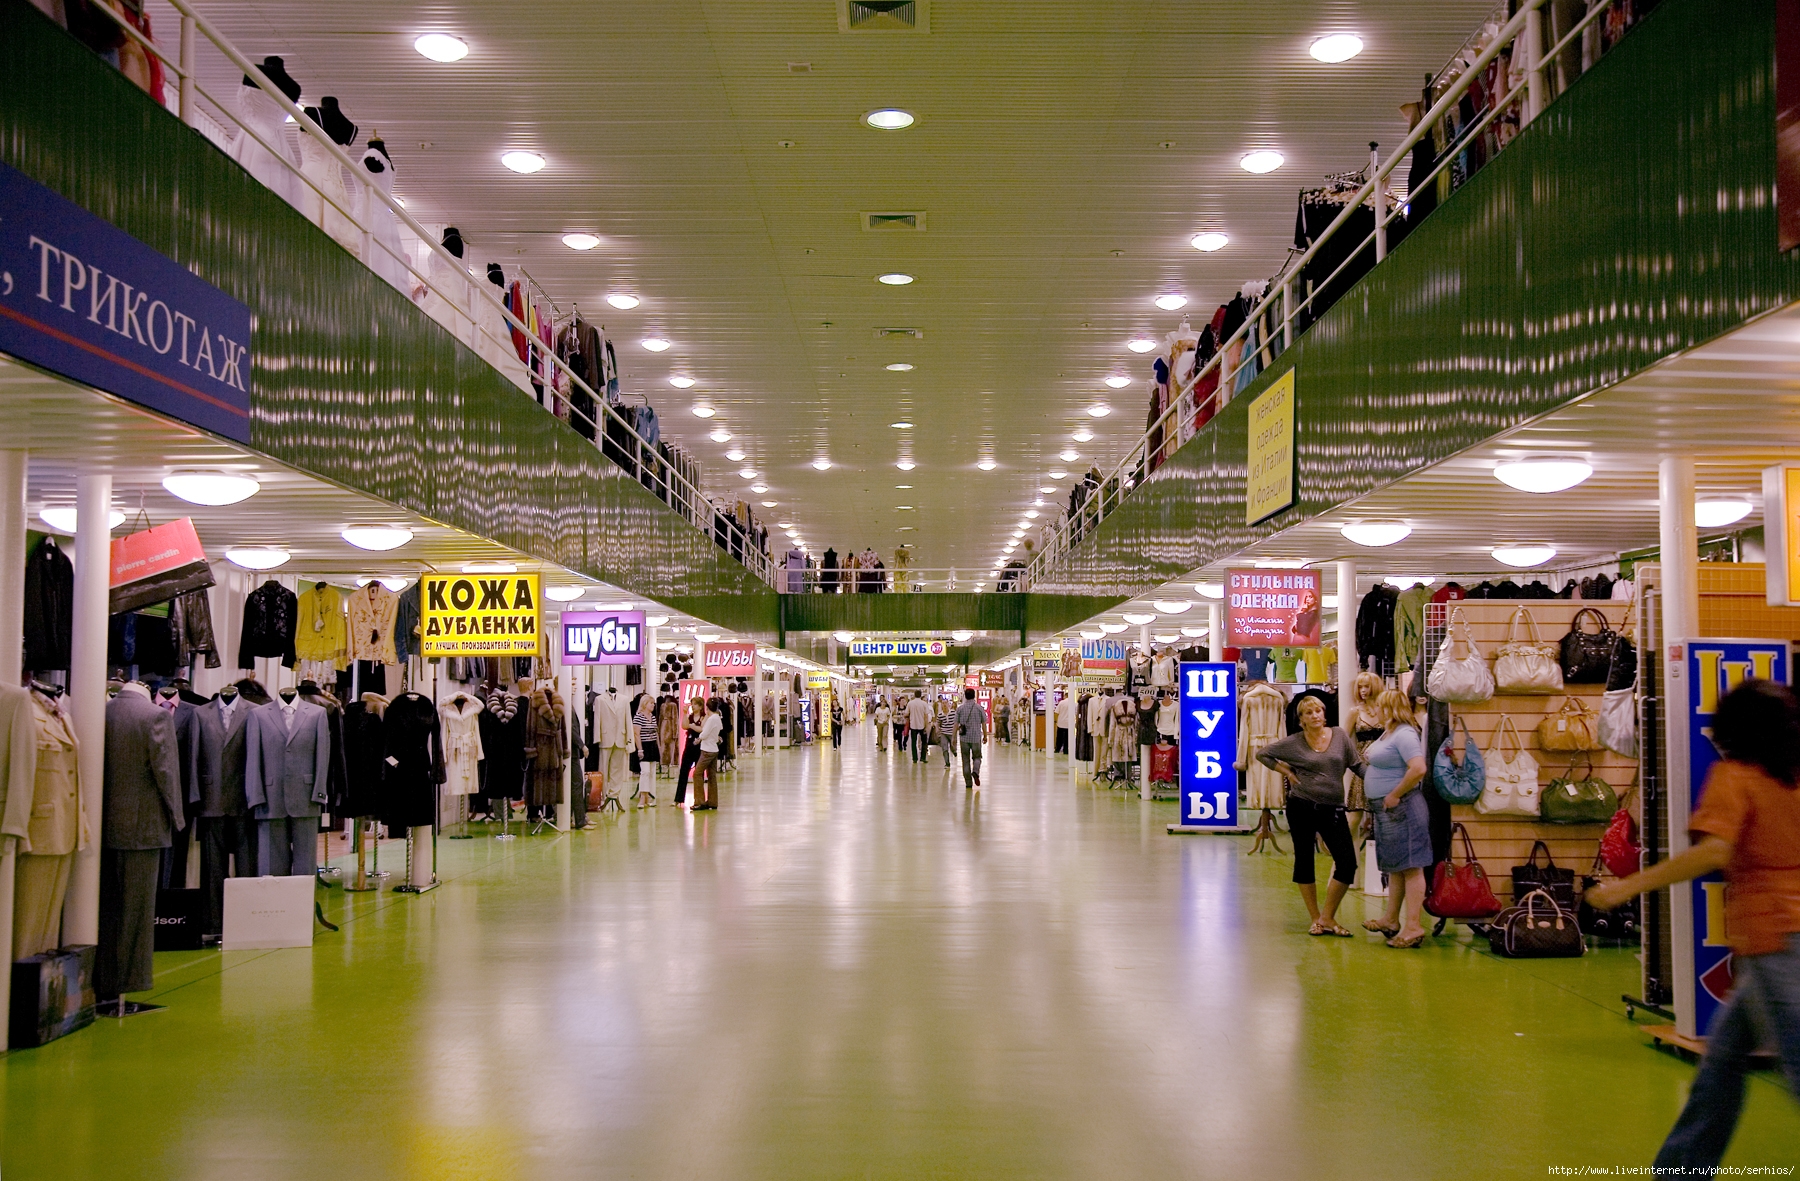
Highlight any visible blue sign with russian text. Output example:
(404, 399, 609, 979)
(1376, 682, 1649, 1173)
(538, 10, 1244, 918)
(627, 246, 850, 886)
(0, 160, 252, 442)
(1178, 662, 1238, 827)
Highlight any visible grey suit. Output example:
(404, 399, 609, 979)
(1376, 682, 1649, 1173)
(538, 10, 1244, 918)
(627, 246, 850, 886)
(244, 698, 329, 877)
(188, 695, 258, 933)
(99, 688, 185, 1001)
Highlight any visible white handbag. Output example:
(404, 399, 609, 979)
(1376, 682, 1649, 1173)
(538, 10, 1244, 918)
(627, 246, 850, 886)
(1493, 607, 1564, 694)
(1475, 715, 1541, 816)
(1426, 607, 1495, 703)
(1600, 686, 1638, 758)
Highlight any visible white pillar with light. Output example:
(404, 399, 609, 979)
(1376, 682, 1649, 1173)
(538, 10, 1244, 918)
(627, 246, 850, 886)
(63, 473, 111, 946)
(1659, 456, 1699, 642)
(1336, 559, 1358, 714)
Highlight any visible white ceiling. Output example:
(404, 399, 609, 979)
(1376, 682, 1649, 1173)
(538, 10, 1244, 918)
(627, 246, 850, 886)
(151, 0, 1499, 571)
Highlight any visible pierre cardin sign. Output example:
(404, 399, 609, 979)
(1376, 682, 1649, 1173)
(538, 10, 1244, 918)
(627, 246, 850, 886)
(420, 574, 541, 657)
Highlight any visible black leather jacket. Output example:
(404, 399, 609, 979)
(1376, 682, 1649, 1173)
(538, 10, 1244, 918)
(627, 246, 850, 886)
(237, 580, 297, 668)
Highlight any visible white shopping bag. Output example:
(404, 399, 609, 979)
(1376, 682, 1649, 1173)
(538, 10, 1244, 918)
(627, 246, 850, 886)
(1361, 840, 1389, 897)
(222, 875, 316, 951)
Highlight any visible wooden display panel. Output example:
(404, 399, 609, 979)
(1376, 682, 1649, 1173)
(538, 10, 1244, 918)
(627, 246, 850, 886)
(1423, 599, 1638, 902)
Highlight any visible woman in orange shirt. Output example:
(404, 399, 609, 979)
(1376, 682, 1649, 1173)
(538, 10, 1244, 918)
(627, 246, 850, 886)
(1587, 679, 1800, 1169)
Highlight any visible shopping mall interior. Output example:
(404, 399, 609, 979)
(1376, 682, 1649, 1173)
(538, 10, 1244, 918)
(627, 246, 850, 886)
(1, 0, 1798, 1175)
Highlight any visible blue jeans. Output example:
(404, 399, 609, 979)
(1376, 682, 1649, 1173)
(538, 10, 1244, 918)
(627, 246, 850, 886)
(961, 738, 982, 787)
(940, 732, 955, 767)
(911, 729, 927, 762)
(1655, 932, 1800, 1170)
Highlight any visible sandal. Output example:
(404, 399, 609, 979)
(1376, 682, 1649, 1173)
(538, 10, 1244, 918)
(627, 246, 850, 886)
(1386, 933, 1427, 949)
(1307, 920, 1332, 937)
(1363, 920, 1399, 936)
(1323, 923, 1354, 937)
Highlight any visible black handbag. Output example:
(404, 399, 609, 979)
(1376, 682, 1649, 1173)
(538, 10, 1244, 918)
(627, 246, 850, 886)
(1578, 849, 1641, 942)
(1511, 840, 1577, 911)
(1559, 607, 1617, 684)
(1604, 631, 1638, 692)
(1487, 889, 1586, 958)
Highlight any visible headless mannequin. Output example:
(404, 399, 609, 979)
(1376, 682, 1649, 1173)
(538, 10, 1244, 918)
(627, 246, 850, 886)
(297, 97, 361, 255)
(230, 55, 302, 208)
(14, 681, 80, 959)
(360, 135, 408, 290)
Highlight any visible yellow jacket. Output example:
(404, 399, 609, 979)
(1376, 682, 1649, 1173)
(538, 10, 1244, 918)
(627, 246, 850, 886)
(294, 583, 348, 665)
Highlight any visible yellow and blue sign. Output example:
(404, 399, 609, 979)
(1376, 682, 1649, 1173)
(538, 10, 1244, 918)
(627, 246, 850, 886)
(1178, 662, 1238, 828)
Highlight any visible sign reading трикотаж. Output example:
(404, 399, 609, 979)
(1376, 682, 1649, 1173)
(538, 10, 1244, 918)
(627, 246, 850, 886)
(421, 573, 541, 657)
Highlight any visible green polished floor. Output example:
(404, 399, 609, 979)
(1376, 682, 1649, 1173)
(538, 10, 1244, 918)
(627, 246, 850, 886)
(5, 732, 1797, 1179)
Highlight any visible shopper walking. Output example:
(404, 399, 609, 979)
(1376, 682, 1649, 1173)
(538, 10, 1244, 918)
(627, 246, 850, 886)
(1255, 695, 1366, 937)
(936, 699, 958, 770)
(830, 699, 844, 748)
(632, 692, 660, 806)
(1055, 689, 1075, 754)
(994, 695, 1011, 744)
(1361, 689, 1431, 947)
(873, 700, 891, 750)
(691, 699, 724, 810)
(907, 694, 931, 763)
(674, 698, 705, 805)
(955, 688, 988, 789)
(892, 699, 908, 751)
(1586, 680, 1800, 1169)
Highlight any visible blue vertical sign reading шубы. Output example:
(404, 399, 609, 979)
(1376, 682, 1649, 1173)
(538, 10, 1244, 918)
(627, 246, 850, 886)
(1179, 662, 1238, 828)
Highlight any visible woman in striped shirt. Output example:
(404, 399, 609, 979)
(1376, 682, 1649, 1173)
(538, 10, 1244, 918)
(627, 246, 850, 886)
(633, 693, 660, 805)
(936, 700, 958, 769)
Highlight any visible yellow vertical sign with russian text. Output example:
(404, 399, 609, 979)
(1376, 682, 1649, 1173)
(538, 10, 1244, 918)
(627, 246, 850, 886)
(1245, 369, 1296, 525)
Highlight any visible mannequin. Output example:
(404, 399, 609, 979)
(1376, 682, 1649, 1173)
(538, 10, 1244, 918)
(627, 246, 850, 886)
(190, 679, 256, 937)
(439, 690, 485, 806)
(359, 135, 407, 290)
(593, 684, 631, 800)
(1150, 646, 1177, 689)
(379, 691, 443, 885)
(244, 684, 330, 876)
(417, 225, 474, 347)
(230, 55, 302, 209)
(297, 97, 362, 256)
(98, 682, 184, 1004)
(11, 682, 82, 959)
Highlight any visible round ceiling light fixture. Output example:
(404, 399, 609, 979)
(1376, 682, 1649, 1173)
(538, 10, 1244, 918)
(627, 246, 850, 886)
(1240, 150, 1285, 174)
(895, 460, 916, 471)
(891, 421, 913, 430)
(162, 470, 261, 506)
(1104, 375, 1132, 389)
(224, 545, 290, 571)
(977, 459, 998, 471)
(1191, 232, 1230, 252)
(545, 585, 587, 602)
(1154, 599, 1193, 614)
(1127, 338, 1158, 353)
(865, 108, 916, 130)
(1340, 521, 1412, 547)
(833, 631, 855, 643)
(341, 524, 414, 551)
(1384, 575, 1437, 590)
(1080, 629, 1103, 640)
(669, 375, 696, 389)
(725, 449, 746, 462)
(762, 501, 778, 507)
(877, 273, 914, 286)
(641, 338, 671, 352)
(951, 630, 974, 643)
(691, 404, 717, 418)
(886, 363, 914, 372)
(1181, 626, 1208, 637)
(500, 150, 546, 174)
(812, 458, 832, 471)
(1310, 33, 1365, 63)
(561, 233, 600, 251)
(37, 506, 124, 533)
(1154, 633, 1180, 644)
(1493, 457, 1593, 494)
(462, 561, 518, 574)
(1154, 294, 1188, 311)
(646, 615, 669, 627)
(750, 484, 769, 494)
(737, 468, 758, 480)
(413, 33, 470, 62)
(1048, 470, 1068, 479)
(1086, 404, 1112, 418)
(1695, 498, 1754, 528)
(1195, 581, 1224, 599)
(1123, 612, 1157, 626)
(710, 430, 732, 443)
(1098, 622, 1128, 635)
(1059, 449, 1080, 463)
(1071, 429, 1094, 443)
(1255, 558, 1309, 569)
(1024, 510, 1040, 519)
(606, 294, 641, 310)
(1491, 544, 1558, 568)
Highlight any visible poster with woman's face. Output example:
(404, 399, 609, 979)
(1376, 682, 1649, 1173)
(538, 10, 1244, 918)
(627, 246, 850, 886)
(1225, 569, 1323, 647)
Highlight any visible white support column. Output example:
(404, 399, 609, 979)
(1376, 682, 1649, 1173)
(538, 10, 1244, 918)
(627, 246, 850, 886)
(1336, 560, 1358, 709)
(63, 472, 111, 946)
(0, 450, 26, 1030)
(1660, 456, 1699, 642)
(1139, 622, 1153, 799)
(555, 616, 570, 830)
(1208, 602, 1224, 662)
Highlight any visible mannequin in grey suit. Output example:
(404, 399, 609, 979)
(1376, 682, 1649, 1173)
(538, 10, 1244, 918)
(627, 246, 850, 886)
(188, 687, 259, 934)
(244, 693, 330, 876)
(99, 683, 185, 1001)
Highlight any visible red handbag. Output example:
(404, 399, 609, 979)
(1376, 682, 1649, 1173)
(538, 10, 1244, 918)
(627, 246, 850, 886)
(1425, 823, 1503, 919)
(1599, 786, 1640, 879)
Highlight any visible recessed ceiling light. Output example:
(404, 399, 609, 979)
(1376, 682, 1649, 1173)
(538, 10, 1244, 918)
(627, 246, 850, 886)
(462, 561, 518, 574)
(414, 33, 469, 62)
(1048, 471, 1068, 479)
(812, 458, 832, 470)
(1086, 405, 1111, 418)
(895, 460, 916, 471)
(162, 470, 260, 506)
(1240, 150, 1285, 174)
(1491, 544, 1557, 568)
(692, 404, 716, 418)
(1493, 458, 1593, 493)
(877, 273, 914, 285)
(1154, 294, 1188, 311)
(1059, 449, 1080, 463)
(1695, 498, 1754, 528)
(1254, 558, 1308, 569)
(545, 585, 586, 602)
(1104, 375, 1131, 389)
(562, 233, 601, 251)
(751, 485, 769, 494)
(1154, 599, 1193, 614)
(341, 524, 414, 551)
(500, 150, 546, 174)
(37, 506, 124, 533)
(1310, 33, 1364, 63)
(865, 108, 916, 130)
(977, 459, 997, 471)
(641, 338, 671, 352)
(726, 449, 746, 462)
(224, 545, 289, 570)
(1340, 521, 1411, 547)
(1127, 338, 1158, 353)
(886, 363, 914, 372)
(891, 421, 913, 429)
(1123, 612, 1157, 626)
(669, 375, 696, 388)
(896, 484, 913, 490)
(1192, 232, 1230, 252)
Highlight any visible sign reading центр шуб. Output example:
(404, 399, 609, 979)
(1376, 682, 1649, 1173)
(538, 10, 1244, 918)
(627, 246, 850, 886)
(850, 639, 947, 658)
(559, 610, 645, 665)
(1179, 662, 1238, 828)
(0, 161, 252, 443)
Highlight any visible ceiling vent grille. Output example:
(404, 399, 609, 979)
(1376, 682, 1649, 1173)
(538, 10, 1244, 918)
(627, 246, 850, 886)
(875, 327, 924, 339)
(862, 211, 927, 232)
(838, 0, 929, 33)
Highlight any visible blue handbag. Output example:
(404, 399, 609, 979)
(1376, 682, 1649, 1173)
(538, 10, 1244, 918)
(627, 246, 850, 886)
(1432, 717, 1485, 804)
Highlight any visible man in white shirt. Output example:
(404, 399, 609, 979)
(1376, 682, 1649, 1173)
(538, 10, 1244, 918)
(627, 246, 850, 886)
(906, 695, 931, 763)
(873, 701, 892, 750)
(691, 701, 723, 810)
(1055, 688, 1076, 754)
(954, 688, 988, 789)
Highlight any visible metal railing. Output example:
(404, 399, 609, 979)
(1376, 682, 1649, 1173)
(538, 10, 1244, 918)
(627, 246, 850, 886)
(87, 0, 777, 587)
(771, 565, 1033, 594)
(1022, 0, 1621, 591)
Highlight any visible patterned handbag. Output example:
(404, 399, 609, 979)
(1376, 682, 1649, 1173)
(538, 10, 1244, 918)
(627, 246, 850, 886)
(1488, 888, 1586, 958)
(1493, 608, 1564, 694)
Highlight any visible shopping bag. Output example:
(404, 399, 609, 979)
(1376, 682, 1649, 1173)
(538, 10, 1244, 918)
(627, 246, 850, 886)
(109, 517, 215, 613)
(8, 945, 97, 1048)
(222, 875, 315, 951)
(154, 887, 207, 951)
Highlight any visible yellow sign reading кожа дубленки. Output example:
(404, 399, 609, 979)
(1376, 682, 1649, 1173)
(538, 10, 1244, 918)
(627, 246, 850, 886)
(420, 573, 541, 656)
(1245, 369, 1296, 525)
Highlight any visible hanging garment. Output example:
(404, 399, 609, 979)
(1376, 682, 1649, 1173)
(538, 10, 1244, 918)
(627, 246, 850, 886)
(477, 690, 527, 802)
(1236, 682, 1290, 809)
(340, 694, 388, 818)
(523, 688, 567, 810)
(243, 697, 330, 820)
(359, 137, 407, 290)
(483, 272, 534, 394)
(294, 583, 347, 667)
(229, 72, 301, 209)
(437, 694, 482, 799)
(1355, 584, 1399, 674)
(169, 589, 220, 671)
(344, 584, 399, 665)
(419, 231, 473, 346)
(1393, 584, 1431, 673)
(237, 580, 298, 669)
(23, 536, 74, 673)
(296, 104, 361, 256)
(14, 689, 84, 960)
(378, 692, 444, 828)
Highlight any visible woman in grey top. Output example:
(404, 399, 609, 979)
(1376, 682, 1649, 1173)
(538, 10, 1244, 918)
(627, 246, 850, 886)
(1257, 696, 1367, 937)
